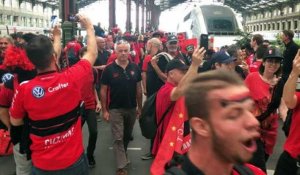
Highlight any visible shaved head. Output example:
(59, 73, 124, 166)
(147, 38, 162, 47)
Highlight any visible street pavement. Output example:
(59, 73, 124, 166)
(0, 119, 287, 175)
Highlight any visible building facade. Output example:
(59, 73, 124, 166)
(244, 2, 300, 40)
(0, 0, 59, 35)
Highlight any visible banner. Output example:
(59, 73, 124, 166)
(179, 38, 198, 54)
(150, 97, 191, 175)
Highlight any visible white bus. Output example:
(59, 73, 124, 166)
(177, 4, 243, 49)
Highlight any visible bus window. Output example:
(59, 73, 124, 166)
(207, 19, 234, 31)
(200, 5, 239, 34)
(184, 12, 191, 22)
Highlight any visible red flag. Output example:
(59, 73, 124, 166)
(150, 97, 191, 175)
(179, 38, 198, 54)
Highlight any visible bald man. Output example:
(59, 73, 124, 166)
(141, 38, 168, 160)
(142, 38, 166, 97)
(94, 37, 111, 95)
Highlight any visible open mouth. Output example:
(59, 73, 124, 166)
(242, 139, 257, 153)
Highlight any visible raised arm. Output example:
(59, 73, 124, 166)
(283, 49, 300, 109)
(170, 47, 206, 101)
(77, 14, 97, 65)
(52, 25, 62, 60)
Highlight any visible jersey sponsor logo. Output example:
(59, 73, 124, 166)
(1, 73, 13, 83)
(113, 73, 119, 78)
(48, 83, 69, 93)
(44, 126, 75, 149)
(32, 86, 45, 98)
(130, 70, 135, 76)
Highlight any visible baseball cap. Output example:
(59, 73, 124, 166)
(167, 35, 178, 44)
(152, 31, 164, 38)
(263, 47, 284, 61)
(165, 59, 189, 73)
(212, 51, 236, 64)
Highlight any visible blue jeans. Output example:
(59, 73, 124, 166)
(31, 153, 88, 175)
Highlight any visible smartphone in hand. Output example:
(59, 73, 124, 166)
(68, 14, 79, 22)
(200, 34, 209, 51)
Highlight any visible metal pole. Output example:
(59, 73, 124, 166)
(126, 0, 131, 32)
(135, 0, 140, 33)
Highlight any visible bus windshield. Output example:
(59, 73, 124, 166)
(200, 5, 239, 35)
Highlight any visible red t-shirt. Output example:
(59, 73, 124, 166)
(63, 41, 82, 57)
(0, 86, 13, 107)
(152, 82, 175, 155)
(246, 54, 254, 66)
(284, 92, 300, 158)
(142, 55, 151, 72)
(131, 42, 141, 65)
(10, 60, 92, 170)
(80, 68, 96, 110)
(244, 72, 278, 155)
(249, 60, 262, 73)
(107, 53, 117, 65)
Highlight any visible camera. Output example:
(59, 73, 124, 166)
(68, 14, 79, 22)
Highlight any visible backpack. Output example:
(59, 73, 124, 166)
(139, 92, 174, 139)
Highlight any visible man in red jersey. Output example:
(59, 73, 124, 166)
(165, 70, 265, 175)
(152, 47, 206, 156)
(9, 14, 97, 175)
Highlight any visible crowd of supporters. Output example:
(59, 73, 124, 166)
(0, 13, 300, 175)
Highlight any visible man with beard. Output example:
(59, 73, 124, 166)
(143, 38, 168, 98)
(165, 70, 265, 175)
(141, 37, 168, 160)
(166, 35, 190, 65)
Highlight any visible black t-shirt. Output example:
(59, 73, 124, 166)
(94, 50, 111, 84)
(282, 41, 299, 80)
(146, 54, 168, 97)
(165, 155, 256, 175)
(165, 155, 205, 175)
(94, 50, 111, 66)
(181, 155, 205, 175)
(101, 61, 141, 109)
